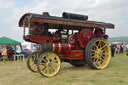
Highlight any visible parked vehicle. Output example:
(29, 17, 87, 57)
(19, 12, 114, 77)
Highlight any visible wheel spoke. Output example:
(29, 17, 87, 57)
(94, 44, 99, 50)
(52, 59, 58, 63)
(101, 48, 105, 53)
(93, 56, 103, 67)
(40, 65, 47, 71)
(92, 49, 97, 53)
(93, 60, 100, 67)
(98, 41, 102, 48)
(49, 66, 55, 74)
(100, 57, 104, 63)
(92, 57, 97, 62)
(43, 66, 49, 73)
(101, 55, 105, 59)
(91, 53, 95, 56)
(100, 57, 106, 64)
(96, 60, 101, 66)
(40, 62, 46, 66)
(92, 55, 97, 58)
(48, 67, 52, 74)
(41, 58, 47, 63)
(47, 67, 50, 75)
(98, 57, 103, 63)
(100, 44, 107, 50)
(50, 65, 55, 73)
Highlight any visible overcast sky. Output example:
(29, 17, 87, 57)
(0, 0, 128, 42)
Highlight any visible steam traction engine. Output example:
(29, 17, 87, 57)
(19, 12, 114, 77)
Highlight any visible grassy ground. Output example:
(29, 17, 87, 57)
(0, 53, 128, 85)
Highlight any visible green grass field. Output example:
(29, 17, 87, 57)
(0, 53, 128, 85)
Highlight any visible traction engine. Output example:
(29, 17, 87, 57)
(19, 12, 114, 77)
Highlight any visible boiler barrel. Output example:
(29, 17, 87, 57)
(62, 12, 88, 20)
(40, 43, 77, 53)
(53, 43, 77, 53)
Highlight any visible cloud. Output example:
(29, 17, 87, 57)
(0, 0, 14, 9)
(0, 0, 128, 42)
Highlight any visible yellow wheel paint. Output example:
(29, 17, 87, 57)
(91, 39, 111, 69)
(38, 52, 61, 77)
(27, 52, 39, 72)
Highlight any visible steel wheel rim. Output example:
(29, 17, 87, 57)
(28, 52, 38, 72)
(39, 53, 60, 77)
(91, 39, 111, 69)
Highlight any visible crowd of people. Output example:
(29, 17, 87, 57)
(110, 43, 128, 57)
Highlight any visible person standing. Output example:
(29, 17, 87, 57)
(31, 44, 37, 52)
(120, 43, 124, 54)
(1, 45, 7, 64)
(111, 44, 116, 57)
(116, 44, 120, 54)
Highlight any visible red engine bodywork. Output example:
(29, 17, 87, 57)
(80, 29, 94, 48)
(60, 50, 83, 60)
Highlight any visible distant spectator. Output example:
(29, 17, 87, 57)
(120, 43, 124, 54)
(1, 45, 7, 64)
(111, 44, 116, 57)
(31, 44, 37, 52)
(116, 44, 120, 54)
(126, 44, 128, 56)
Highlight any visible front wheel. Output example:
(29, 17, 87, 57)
(27, 52, 39, 72)
(85, 38, 111, 69)
(37, 52, 61, 77)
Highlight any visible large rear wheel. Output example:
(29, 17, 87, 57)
(85, 38, 111, 69)
(37, 52, 61, 77)
(27, 52, 39, 72)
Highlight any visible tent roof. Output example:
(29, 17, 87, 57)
(0, 36, 21, 45)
